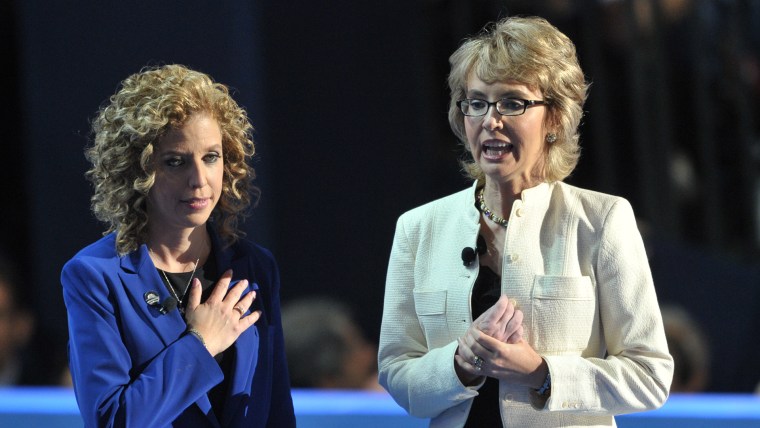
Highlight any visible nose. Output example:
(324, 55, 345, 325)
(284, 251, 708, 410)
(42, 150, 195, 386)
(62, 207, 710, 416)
(481, 105, 503, 131)
(187, 159, 207, 189)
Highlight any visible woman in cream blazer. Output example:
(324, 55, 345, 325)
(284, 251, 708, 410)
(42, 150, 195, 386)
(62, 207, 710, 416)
(378, 16, 673, 428)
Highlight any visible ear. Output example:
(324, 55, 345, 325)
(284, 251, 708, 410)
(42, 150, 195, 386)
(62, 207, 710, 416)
(542, 105, 560, 135)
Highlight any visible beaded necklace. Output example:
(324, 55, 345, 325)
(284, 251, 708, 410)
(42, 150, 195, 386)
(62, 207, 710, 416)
(476, 187, 509, 228)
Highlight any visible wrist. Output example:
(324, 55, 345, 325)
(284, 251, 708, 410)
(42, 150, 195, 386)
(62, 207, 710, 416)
(186, 327, 207, 349)
(533, 359, 551, 396)
(535, 372, 551, 396)
(530, 357, 548, 386)
(455, 360, 481, 386)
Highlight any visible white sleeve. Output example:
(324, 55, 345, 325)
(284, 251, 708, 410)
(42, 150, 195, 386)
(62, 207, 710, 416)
(544, 199, 674, 413)
(378, 215, 479, 418)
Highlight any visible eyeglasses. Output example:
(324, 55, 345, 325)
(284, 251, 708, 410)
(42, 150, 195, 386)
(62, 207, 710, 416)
(456, 98, 549, 117)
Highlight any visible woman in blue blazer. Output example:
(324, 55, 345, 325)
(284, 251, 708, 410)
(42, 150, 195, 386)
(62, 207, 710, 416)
(62, 64, 295, 427)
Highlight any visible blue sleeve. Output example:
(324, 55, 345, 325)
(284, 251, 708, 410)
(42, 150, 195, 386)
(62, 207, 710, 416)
(62, 257, 223, 428)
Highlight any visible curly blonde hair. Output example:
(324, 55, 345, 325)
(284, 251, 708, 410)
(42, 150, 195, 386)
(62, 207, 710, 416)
(86, 64, 258, 255)
(448, 16, 589, 182)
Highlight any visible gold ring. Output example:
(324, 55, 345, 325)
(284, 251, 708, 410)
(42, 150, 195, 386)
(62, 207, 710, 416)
(233, 306, 245, 316)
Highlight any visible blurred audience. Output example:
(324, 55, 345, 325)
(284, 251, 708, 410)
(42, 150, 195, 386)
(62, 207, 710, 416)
(0, 252, 34, 386)
(661, 304, 710, 393)
(282, 297, 382, 391)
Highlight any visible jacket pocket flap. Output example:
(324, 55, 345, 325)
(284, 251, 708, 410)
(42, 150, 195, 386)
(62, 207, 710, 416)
(413, 290, 447, 315)
(533, 275, 593, 300)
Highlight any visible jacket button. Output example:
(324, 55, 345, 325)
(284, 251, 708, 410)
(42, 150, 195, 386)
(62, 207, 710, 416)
(516, 208, 524, 217)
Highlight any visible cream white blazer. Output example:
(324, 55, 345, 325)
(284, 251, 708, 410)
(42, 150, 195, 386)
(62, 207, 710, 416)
(378, 181, 673, 427)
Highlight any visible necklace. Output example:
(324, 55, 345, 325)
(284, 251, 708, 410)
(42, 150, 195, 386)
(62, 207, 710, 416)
(150, 248, 199, 309)
(477, 187, 509, 228)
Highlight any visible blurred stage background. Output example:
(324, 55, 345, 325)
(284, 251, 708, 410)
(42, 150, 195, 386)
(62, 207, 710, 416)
(1, 0, 759, 420)
(0, 389, 759, 427)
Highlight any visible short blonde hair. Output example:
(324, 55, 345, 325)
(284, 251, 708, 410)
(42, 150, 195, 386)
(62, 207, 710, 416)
(448, 16, 589, 182)
(86, 64, 258, 255)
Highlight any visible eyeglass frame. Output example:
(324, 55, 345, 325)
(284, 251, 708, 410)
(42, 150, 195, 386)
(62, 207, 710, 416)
(456, 98, 549, 117)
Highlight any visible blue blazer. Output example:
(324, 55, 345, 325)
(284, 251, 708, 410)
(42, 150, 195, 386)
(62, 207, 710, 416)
(61, 226, 295, 428)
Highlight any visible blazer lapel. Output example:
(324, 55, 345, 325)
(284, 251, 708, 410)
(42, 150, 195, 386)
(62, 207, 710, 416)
(118, 245, 219, 427)
(448, 181, 483, 337)
(117, 245, 186, 345)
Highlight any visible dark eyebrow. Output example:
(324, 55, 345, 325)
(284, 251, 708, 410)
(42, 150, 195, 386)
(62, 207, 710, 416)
(465, 89, 530, 99)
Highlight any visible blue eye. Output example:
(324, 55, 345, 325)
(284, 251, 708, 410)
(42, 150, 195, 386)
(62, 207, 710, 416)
(204, 153, 221, 163)
(165, 157, 184, 167)
(468, 99, 488, 111)
(499, 99, 525, 113)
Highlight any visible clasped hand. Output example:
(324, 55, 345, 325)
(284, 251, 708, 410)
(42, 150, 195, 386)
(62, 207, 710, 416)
(454, 295, 542, 386)
(184, 269, 262, 356)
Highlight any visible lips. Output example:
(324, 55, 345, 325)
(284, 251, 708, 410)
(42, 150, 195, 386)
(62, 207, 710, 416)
(481, 140, 514, 159)
(183, 198, 210, 210)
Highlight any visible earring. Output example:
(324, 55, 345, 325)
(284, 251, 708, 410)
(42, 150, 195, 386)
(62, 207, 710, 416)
(546, 133, 557, 143)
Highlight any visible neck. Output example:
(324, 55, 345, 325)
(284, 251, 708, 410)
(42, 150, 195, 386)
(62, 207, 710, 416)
(482, 174, 544, 212)
(147, 226, 210, 272)
(481, 179, 522, 220)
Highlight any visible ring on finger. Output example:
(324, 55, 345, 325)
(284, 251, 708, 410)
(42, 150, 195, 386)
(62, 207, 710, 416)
(233, 306, 245, 316)
(473, 356, 484, 370)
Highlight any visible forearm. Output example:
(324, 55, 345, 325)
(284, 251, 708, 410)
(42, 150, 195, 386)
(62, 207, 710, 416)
(63, 263, 222, 426)
(69, 325, 223, 426)
(380, 341, 479, 418)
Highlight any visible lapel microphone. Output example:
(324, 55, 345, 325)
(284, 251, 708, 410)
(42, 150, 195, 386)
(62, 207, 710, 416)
(461, 235, 487, 266)
(144, 291, 178, 315)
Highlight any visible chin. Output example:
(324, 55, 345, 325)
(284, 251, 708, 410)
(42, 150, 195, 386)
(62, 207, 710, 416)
(183, 212, 213, 228)
(481, 165, 514, 178)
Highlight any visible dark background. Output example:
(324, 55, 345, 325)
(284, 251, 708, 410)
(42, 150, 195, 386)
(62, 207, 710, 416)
(2, 0, 759, 392)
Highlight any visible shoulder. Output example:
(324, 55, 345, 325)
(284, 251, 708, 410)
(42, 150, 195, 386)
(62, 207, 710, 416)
(551, 181, 624, 203)
(391, 185, 479, 253)
(226, 237, 280, 284)
(548, 182, 638, 232)
(550, 182, 632, 215)
(60, 234, 123, 298)
(230, 238, 276, 265)
(398, 185, 474, 225)
(62, 233, 120, 273)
